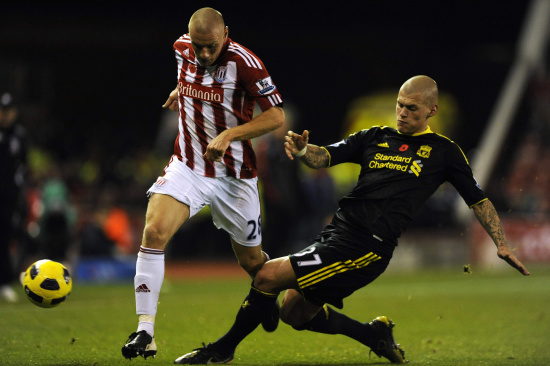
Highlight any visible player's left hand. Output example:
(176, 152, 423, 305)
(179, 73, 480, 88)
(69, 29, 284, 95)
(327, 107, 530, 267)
(497, 245, 530, 276)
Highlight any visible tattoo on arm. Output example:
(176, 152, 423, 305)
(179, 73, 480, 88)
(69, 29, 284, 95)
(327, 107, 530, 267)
(299, 145, 329, 169)
(472, 200, 506, 248)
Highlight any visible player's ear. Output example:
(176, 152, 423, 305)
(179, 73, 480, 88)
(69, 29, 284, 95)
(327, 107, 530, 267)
(428, 104, 438, 117)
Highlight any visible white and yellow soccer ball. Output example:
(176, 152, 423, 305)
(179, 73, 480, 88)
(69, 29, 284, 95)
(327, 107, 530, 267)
(23, 259, 72, 308)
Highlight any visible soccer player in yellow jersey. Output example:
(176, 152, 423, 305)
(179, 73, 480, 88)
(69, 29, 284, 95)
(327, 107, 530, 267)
(174, 76, 529, 364)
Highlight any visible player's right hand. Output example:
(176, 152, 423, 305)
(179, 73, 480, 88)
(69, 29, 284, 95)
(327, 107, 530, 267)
(285, 130, 309, 160)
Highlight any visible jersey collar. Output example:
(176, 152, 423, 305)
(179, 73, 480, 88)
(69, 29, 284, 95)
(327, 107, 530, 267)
(412, 126, 433, 136)
(397, 126, 434, 136)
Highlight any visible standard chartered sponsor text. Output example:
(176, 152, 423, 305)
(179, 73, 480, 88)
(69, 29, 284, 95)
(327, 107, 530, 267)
(369, 153, 412, 172)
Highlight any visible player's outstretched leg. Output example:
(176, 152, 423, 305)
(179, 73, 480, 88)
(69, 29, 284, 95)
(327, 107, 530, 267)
(367, 316, 407, 364)
(122, 330, 157, 360)
(175, 285, 278, 364)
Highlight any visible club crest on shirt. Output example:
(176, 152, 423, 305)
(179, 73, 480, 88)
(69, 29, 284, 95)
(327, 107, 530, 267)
(214, 66, 227, 83)
(416, 145, 432, 158)
(255, 77, 276, 95)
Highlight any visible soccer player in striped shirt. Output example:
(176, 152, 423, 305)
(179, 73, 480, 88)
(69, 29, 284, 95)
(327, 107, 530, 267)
(173, 75, 530, 364)
(122, 7, 284, 360)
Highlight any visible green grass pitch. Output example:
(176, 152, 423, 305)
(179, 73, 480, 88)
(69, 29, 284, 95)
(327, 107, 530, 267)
(1, 265, 549, 365)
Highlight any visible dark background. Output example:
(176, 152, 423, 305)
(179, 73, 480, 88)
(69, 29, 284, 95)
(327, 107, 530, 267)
(4, 1, 549, 265)
(1, 1, 530, 158)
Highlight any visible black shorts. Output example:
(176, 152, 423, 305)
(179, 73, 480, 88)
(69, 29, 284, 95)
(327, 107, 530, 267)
(289, 231, 394, 309)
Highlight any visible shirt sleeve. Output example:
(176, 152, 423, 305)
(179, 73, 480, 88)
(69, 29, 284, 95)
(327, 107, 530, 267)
(238, 51, 283, 111)
(323, 129, 372, 167)
(445, 142, 487, 207)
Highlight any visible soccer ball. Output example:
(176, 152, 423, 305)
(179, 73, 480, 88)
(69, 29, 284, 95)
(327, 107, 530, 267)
(23, 259, 72, 308)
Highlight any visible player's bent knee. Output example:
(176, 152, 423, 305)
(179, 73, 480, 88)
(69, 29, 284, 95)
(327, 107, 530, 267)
(253, 267, 277, 293)
(142, 224, 169, 249)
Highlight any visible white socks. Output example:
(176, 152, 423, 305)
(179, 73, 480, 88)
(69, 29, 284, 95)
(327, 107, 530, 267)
(137, 315, 156, 337)
(135, 246, 165, 337)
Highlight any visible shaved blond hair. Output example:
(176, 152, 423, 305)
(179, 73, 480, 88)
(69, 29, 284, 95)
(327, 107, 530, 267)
(400, 75, 438, 107)
(188, 7, 225, 34)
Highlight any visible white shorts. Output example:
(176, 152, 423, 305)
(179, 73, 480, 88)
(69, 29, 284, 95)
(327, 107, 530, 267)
(147, 157, 262, 247)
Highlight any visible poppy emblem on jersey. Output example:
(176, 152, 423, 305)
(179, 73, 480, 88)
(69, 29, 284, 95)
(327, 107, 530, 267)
(255, 77, 276, 95)
(399, 144, 409, 151)
(214, 66, 227, 83)
(417, 145, 432, 158)
(189, 64, 196, 73)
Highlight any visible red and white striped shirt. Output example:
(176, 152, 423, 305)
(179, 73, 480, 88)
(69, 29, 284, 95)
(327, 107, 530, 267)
(172, 34, 283, 179)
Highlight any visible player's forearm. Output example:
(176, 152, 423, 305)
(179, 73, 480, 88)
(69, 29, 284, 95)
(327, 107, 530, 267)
(225, 106, 284, 141)
(472, 200, 507, 249)
(298, 145, 330, 169)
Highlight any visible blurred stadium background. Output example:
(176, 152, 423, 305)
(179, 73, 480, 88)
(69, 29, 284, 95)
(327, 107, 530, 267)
(1, 0, 549, 284)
